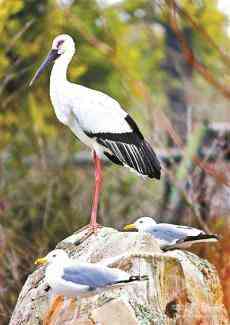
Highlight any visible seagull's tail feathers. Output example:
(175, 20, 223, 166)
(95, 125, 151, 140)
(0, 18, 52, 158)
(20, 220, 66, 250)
(183, 233, 220, 244)
(112, 274, 149, 285)
(101, 138, 161, 180)
(163, 234, 219, 251)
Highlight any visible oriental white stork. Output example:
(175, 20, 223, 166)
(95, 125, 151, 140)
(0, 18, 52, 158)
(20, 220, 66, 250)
(29, 34, 161, 234)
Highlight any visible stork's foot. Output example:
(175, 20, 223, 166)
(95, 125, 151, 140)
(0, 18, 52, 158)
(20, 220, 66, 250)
(74, 223, 102, 245)
(89, 222, 102, 233)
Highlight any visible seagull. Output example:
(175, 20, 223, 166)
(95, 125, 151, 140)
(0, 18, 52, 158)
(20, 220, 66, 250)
(35, 249, 147, 321)
(35, 249, 146, 296)
(29, 34, 161, 234)
(123, 217, 219, 251)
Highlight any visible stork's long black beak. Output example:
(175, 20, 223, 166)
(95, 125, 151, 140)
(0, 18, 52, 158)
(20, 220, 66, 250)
(29, 49, 60, 87)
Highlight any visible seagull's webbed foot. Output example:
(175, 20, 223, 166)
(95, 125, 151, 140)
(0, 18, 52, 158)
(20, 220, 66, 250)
(43, 295, 64, 325)
(71, 298, 81, 322)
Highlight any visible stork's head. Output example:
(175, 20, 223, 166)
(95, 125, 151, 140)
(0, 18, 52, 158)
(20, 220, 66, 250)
(29, 34, 75, 86)
(123, 217, 157, 232)
(34, 249, 69, 266)
(51, 34, 75, 57)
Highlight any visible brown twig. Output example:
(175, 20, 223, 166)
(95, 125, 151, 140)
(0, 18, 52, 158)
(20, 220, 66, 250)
(165, 169, 211, 233)
(6, 19, 35, 54)
(68, 14, 113, 55)
(166, 0, 230, 99)
(171, 0, 230, 68)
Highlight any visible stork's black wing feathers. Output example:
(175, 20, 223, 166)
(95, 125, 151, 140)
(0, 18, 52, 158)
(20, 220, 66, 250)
(85, 114, 161, 179)
(100, 139, 161, 179)
(103, 151, 123, 166)
(125, 114, 144, 140)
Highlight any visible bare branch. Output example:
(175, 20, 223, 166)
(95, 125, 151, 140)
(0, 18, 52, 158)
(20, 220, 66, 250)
(166, 0, 230, 99)
(6, 19, 35, 54)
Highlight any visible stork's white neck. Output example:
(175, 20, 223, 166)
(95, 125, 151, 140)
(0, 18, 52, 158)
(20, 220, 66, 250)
(50, 54, 72, 86)
(49, 53, 74, 114)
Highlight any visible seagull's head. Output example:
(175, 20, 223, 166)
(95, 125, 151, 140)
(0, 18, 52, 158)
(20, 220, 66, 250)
(34, 249, 69, 266)
(123, 217, 156, 232)
(29, 34, 75, 87)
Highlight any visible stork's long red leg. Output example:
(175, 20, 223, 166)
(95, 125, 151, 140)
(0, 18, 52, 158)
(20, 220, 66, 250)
(73, 151, 102, 245)
(90, 150, 102, 230)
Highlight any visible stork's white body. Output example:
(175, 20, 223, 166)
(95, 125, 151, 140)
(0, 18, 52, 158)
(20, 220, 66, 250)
(50, 55, 130, 158)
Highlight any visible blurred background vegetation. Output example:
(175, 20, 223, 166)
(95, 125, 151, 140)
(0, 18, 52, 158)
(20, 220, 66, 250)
(0, 0, 229, 323)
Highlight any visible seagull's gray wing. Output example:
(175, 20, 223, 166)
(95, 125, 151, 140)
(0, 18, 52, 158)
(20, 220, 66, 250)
(147, 224, 204, 246)
(62, 263, 129, 289)
(144, 223, 218, 250)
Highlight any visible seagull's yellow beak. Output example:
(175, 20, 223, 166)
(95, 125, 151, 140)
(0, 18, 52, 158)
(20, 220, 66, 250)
(34, 257, 48, 266)
(123, 223, 137, 231)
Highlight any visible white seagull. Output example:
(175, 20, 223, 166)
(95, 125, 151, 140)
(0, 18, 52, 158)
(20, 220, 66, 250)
(123, 217, 219, 251)
(35, 249, 147, 321)
(29, 34, 161, 233)
(35, 249, 145, 297)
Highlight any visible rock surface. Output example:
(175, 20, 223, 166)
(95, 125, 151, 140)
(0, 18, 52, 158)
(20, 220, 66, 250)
(9, 227, 229, 324)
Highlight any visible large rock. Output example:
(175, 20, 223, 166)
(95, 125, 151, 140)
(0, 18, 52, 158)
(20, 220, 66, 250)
(9, 227, 229, 324)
